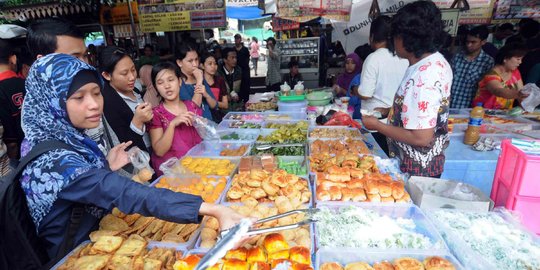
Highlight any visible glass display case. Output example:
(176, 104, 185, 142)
(277, 37, 320, 88)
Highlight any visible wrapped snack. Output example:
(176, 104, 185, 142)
(127, 146, 154, 183)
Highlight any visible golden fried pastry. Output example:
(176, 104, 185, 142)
(247, 178, 262, 188)
(115, 236, 146, 256)
(223, 259, 249, 270)
(351, 188, 367, 202)
(391, 181, 405, 199)
(289, 246, 310, 265)
(341, 188, 354, 202)
(200, 239, 216, 249)
(228, 185, 244, 200)
(143, 258, 163, 270)
(250, 261, 271, 270)
(321, 262, 345, 270)
(250, 188, 267, 200)
(205, 217, 220, 230)
(138, 167, 153, 182)
(292, 263, 314, 270)
(348, 179, 365, 189)
(349, 168, 364, 179)
(367, 193, 381, 202)
(317, 190, 332, 201)
(345, 262, 375, 270)
(263, 233, 289, 254)
(381, 196, 395, 203)
(396, 193, 411, 203)
(301, 191, 311, 204)
(393, 257, 424, 270)
(225, 247, 248, 261)
(422, 256, 455, 270)
(90, 235, 123, 254)
(378, 181, 392, 197)
(99, 215, 129, 231)
(72, 255, 111, 270)
(247, 247, 267, 263)
(329, 186, 342, 201)
(108, 254, 131, 270)
(365, 180, 380, 195)
(89, 230, 120, 243)
(373, 261, 395, 270)
(262, 181, 279, 196)
(268, 249, 290, 261)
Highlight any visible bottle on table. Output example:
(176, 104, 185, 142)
(464, 102, 485, 145)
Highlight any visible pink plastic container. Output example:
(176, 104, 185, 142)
(491, 139, 540, 234)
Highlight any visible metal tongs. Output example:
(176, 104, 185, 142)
(219, 208, 319, 239)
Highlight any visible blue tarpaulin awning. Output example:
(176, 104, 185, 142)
(226, 6, 267, 20)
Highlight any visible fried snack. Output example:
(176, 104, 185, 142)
(138, 168, 153, 182)
(143, 258, 163, 270)
(422, 256, 455, 270)
(378, 181, 392, 197)
(267, 249, 290, 261)
(247, 247, 267, 264)
(373, 261, 395, 270)
(72, 255, 111, 270)
(222, 259, 249, 270)
(99, 215, 129, 232)
(345, 262, 375, 270)
(107, 254, 132, 270)
(289, 246, 310, 265)
(321, 262, 345, 270)
(89, 230, 121, 243)
(263, 233, 289, 254)
(90, 236, 123, 254)
(270, 259, 292, 269)
(292, 263, 314, 270)
(393, 257, 424, 270)
(115, 235, 147, 256)
(220, 145, 249, 156)
(225, 247, 248, 261)
(250, 262, 271, 270)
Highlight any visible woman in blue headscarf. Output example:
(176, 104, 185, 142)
(19, 54, 245, 261)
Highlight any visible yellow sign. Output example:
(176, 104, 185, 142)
(137, 0, 226, 33)
(100, 2, 139, 25)
(432, 0, 495, 24)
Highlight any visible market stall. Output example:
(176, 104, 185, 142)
(51, 99, 540, 269)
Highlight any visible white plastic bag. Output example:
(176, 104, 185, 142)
(193, 115, 220, 141)
(520, 83, 540, 112)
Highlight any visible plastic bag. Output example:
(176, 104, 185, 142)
(127, 146, 154, 183)
(439, 182, 481, 201)
(193, 115, 220, 141)
(520, 83, 540, 112)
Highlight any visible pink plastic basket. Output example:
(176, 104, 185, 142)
(491, 139, 540, 234)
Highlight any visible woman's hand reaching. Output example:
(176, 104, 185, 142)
(107, 141, 133, 171)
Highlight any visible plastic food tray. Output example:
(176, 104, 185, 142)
(186, 141, 252, 157)
(308, 126, 363, 140)
(426, 209, 540, 270)
(308, 137, 374, 156)
(160, 156, 240, 180)
(222, 175, 313, 206)
(315, 248, 464, 270)
(251, 143, 307, 156)
(256, 128, 308, 144)
(264, 120, 309, 129)
(217, 120, 264, 130)
(278, 92, 307, 102)
(217, 129, 260, 143)
(51, 240, 188, 270)
(264, 111, 307, 121)
(276, 156, 309, 177)
(193, 203, 315, 255)
(313, 204, 447, 251)
(151, 175, 231, 204)
(223, 112, 266, 121)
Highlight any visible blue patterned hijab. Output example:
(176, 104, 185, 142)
(20, 54, 107, 227)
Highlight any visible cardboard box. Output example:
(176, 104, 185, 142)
(406, 176, 493, 212)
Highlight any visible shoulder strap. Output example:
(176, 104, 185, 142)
(15, 140, 74, 176)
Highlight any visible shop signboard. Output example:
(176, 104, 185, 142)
(277, 0, 353, 21)
(491, 0, 540, 23)
(228, 0, 259, 7)
(441, 9, 460, 36)
(137, 0, 226, 33)
(432, 0, 495, 24)
(272, 16, 300, 31)
(100, 2, 139, 25)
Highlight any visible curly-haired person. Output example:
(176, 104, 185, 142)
(362, 1, 453, 178)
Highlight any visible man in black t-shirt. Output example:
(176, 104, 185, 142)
(234, 34, 251, 102)
(0, 39, 26, 159)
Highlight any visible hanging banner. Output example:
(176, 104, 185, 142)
(277, 0, 353, 21)
(492, 0, 540, 23)
(331, 0, 415, 54)
(432, 0, 495, 24)
(272, 16, 300, 31)
(137, 0, 226, 33)
(100, 2, 139, 25)
(227, 0, 259, 7)
(113, 24, 144, 38)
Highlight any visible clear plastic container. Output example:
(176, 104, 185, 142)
(256, 128, 308, 144)
(314, 204, 447, 251)
(151, 175, 230, 204)
(264, 120, 309, 129)
(315, 248, 464, 270)
(217, 129, 260, 142)
(223, 112, 266, 121)
(160, 156, 240, 179)
(426, 209, 540, 270)
(217, 120, 264, 130)
(265, 111, 307, 120)
(276, 156, 309, 176)
(308, 126, 363, 140)
(186, 141, 252, 157)
(277, 100, 308, 112)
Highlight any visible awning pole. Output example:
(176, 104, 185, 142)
(127, 0, 140, 58)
